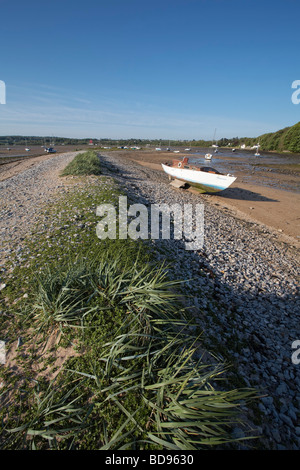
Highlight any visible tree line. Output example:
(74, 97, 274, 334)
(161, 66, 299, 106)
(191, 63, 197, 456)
(1, 122, 299, 153)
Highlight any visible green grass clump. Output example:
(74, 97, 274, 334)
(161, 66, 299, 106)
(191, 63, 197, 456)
(1, 248, 258, 450)
(61, 151, 101, 176)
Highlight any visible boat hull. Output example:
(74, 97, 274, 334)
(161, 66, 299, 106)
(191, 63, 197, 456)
(161, 163, 236, 193)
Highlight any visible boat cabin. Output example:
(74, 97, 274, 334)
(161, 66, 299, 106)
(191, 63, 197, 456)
(166, 157, 222, 175)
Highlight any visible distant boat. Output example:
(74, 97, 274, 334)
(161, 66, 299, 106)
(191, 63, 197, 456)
(25, 147, 30, 152)
(211, 128, 218, 153)
(173, 150, 180, 153)
(232, 148, 236, 152)
(205, 153, 212, 160)
(162, 157, 236, 193)
(254, 144, 260, 156)
(45, 147, 56, 153)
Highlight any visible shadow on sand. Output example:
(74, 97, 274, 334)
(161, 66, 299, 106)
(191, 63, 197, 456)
(206, 186, 278, 203)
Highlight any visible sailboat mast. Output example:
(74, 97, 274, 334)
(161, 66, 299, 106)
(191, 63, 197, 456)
(212, 128, 217, 145)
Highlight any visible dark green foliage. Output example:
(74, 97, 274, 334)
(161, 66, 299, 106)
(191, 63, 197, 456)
(256, 122, 300, 153)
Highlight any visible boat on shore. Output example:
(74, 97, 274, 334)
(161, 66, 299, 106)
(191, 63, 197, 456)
(161, 157, 236, 193)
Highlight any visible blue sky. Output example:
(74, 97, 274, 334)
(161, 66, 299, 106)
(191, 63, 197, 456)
(0, 0, 299, 140)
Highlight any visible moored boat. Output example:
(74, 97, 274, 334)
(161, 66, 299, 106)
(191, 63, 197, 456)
(161, 157, 236, 193)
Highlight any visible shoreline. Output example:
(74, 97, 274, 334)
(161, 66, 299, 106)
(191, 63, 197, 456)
(116, 151, 300, 250)
(0, 148, 299, 249)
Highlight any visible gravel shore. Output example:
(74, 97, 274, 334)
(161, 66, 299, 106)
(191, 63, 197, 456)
(0, 150, 299, 449)
(0, 151, 81, 267)
(99, 152, 300, 450)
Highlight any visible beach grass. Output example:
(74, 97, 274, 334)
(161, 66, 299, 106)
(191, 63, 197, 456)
(60, 150, 101, 176)
(0, 160, 258, 450)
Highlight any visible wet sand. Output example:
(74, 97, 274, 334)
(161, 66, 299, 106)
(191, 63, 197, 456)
(115, 150, 300, 248)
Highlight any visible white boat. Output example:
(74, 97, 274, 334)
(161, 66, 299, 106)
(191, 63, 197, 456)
(254, 144, 260, 156)
(211, 129, 218, 153)
(161, 157, 236, 193)
(45, 147, 56, 153)
(205, 153, 212, 160)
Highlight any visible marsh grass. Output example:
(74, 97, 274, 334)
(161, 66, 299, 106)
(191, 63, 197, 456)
(73, 301, 256, 450)
(2, 377, 93, 450)
(32, 261, 97, 331)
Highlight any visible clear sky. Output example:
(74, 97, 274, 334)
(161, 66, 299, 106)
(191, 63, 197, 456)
(0, 0, 299, 140)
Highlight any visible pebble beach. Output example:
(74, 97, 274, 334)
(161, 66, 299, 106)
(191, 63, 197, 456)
(0, 149, 299, 450)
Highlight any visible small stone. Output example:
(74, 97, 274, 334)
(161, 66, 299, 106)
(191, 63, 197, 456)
(231, 427, 245, 439)
(272, 430, 281, 443)
(280, 414, 293, 428)
(276, 383, 288, 395)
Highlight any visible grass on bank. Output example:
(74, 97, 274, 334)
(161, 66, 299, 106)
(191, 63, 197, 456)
(0, 153, 258, 450)
(61, 150, 101, 176)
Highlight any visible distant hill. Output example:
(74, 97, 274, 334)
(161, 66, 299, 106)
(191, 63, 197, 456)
(219, 122, 300, 153)
(257, 121, 300, 153)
